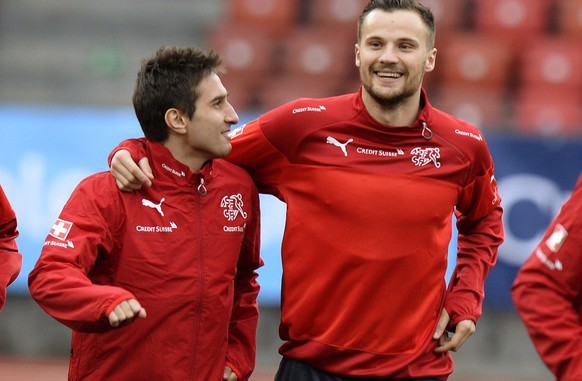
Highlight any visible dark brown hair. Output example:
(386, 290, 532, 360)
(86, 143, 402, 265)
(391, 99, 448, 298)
(132, 46, 224, 142)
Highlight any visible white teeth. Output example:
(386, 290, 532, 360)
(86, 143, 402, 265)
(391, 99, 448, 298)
(377, 72, 401, 78)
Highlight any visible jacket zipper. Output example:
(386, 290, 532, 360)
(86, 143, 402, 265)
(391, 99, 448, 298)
(190, 174, 207, 378)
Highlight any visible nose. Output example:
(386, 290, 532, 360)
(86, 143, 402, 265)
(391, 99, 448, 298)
(225, 102, 239, 125)
(379, 45, 398, 64)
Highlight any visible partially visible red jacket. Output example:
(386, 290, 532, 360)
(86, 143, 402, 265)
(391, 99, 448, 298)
(512, 173, 582, 381)
(0, 184, 22, 311)
(29, 141, 262, 381)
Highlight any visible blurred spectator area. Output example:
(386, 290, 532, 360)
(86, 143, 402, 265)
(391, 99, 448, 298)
(207, 0, 582, 136)
(1, 0, 581, 136)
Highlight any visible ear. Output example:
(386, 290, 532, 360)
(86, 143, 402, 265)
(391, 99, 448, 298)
(165, 108, 187, 135)
(425, 48, 437, 73)
(354, 43, 361, 68)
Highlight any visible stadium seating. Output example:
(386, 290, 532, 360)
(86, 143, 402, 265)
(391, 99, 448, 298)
(307, 0, 369, 28)
(433, 85, 509, 132)
(473, 0, 553, 46)
(225, 0, 301, 36)
(421, 0, 469, 32)
(517, 36, 582, 90)
(205, 24, 275, 77)
(513, 86, 582, 135)
(556, 0, 582, 37)
(436, 33, 515, 91)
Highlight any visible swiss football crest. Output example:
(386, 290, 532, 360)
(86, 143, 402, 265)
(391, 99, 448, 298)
(221, 194, 248, 221)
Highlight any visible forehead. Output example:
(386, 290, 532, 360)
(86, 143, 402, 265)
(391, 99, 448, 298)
(195, 72, 227, 103)
(360, 9, 431, 43)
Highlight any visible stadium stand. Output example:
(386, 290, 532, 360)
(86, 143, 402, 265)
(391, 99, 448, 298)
(556, 0, 582, 37)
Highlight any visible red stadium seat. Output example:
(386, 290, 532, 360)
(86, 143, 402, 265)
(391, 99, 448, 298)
(518, 36, 582, 89)
(308, 0, 369, 28)
(220, 73, 264, 112)
(258, 74, 342, 111)
(513, 86, 582, 136)
(556, 0, 582, 37)
(205, 24, 275, 80)
(420, 0, 468, 31)
(279, 26, 355, 80)
(473, 0, 553, 45)
(226, 0, 301, 36)
(436, 33, 515, 91)
(433, 85, 509, 132)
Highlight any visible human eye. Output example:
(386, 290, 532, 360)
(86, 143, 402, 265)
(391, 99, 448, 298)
(399, 40, 418, 51)
(366, 39, 383, 49)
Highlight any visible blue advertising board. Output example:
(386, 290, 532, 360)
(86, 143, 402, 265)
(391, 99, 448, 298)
(1, 104, 581, 307)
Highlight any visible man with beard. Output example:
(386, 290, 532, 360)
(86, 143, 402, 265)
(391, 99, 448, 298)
(108, 1, 504, 379)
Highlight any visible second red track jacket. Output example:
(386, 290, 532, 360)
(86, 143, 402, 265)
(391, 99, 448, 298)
(0, 184, 22, 311)
(29, 141, 262, 381)
(512, 173, 582, 381)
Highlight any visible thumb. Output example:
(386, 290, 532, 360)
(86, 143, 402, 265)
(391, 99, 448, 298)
(137, 157, 154, 185)
(433, 308, 449, 339)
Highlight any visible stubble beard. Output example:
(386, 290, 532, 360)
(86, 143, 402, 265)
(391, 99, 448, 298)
(361, 65, 425, 109)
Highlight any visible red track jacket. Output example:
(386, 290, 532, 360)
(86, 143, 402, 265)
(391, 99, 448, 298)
(512, 173, 582, 381)
(0, 184, 22, 311)
(29, 141, 262, 381)
(227, 89, 503, 379)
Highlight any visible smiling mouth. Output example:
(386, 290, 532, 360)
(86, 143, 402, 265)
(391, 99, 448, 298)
(376, 72, 403, 79)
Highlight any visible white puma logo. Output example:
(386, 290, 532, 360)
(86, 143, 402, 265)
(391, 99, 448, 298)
(142, 198, 165, 216)
(326, 136, 353, 157)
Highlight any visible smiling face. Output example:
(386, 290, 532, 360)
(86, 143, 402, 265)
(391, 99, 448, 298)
(182, 72, 239, 163)
(355, 9, 437, 109)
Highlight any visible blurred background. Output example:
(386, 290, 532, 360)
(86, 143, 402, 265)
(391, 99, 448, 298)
(1, 0, 582, 379)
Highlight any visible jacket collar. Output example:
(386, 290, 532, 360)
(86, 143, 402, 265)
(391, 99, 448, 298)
(144, 140, 215, 187)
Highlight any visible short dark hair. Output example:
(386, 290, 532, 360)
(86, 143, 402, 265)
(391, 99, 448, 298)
(357, 0, 435, 47)
(132, 46, 224, 142)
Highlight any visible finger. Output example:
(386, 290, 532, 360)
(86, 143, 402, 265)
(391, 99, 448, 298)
(118, 300, 138, 321)
(108, 310, 120, 327)
(111, 151, 146, 190)
(127, 299, 147, 319)
(137, 157, 154, 185)
(127, 299, 143, 314)
(223, 366, 238, 381)
(434, 331, 455, 353)
(112, 164, 144, 191)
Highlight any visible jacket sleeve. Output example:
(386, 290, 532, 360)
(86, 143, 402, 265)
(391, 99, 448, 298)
(445, 152, 504, 327)
(511, 176, 582, 381)
(106, 137, 148, 167)
(228, 117, 288, 199)
(28, 175, 135, 332)
(225, 182, 263, 381)
(0, 185, 23, 311)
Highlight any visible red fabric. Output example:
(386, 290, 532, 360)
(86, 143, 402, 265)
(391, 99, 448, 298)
(111, 89, 504, 378)
(30, 141, 262, 381)
(226, 89, 503, 378)
(0, 185, 22, 311)
(512, 173, 582, 381)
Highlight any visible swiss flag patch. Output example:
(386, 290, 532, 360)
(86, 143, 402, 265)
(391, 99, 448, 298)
(49, 218, 73, 241)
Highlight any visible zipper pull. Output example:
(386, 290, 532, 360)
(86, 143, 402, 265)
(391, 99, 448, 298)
(197, 176, 208, 196)
(421, 122, 433, 140)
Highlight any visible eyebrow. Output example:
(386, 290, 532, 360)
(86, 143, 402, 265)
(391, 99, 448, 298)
(208, 93, 227, 105)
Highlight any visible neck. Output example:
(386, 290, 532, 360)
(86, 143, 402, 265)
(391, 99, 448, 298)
(163, 137, 205, 173)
